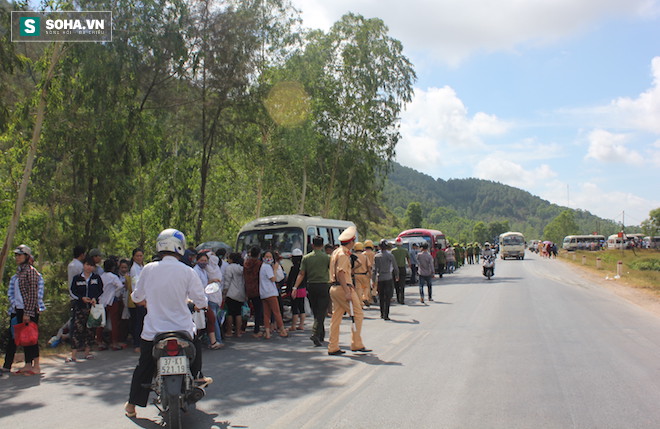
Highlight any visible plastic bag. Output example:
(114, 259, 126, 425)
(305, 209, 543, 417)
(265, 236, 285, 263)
(241, 302, 251, 320)
(192, 310, 206, 330)
(87, 304, 106, 328)
(14, 321, 39, 347)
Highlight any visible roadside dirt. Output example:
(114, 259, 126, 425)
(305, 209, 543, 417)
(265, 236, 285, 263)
(557, 257, 660, 318)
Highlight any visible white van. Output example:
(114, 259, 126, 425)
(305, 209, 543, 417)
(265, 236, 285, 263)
(607, 234, 625, 249)
(499, 232, 526, 260)
(236, 214, 356, 271)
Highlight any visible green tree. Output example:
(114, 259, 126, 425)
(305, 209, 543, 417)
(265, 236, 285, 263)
(305, 13, 416, 220)
(640, 208, 660, 237)
(405, 202, 423, 229)
(472, 221, 488, 243)
(487, 220, 510, 242)
(543, 210, 578, 244)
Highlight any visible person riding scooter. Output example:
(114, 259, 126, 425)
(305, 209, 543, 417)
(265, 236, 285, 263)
(482, 242, 495, 279)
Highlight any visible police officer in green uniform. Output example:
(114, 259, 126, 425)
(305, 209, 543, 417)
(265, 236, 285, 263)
(391, 238, 410, 304)
(292, 236, 330, 347)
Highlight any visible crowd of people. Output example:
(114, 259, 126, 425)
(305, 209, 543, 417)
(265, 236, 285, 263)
(2, 229, 485, 381)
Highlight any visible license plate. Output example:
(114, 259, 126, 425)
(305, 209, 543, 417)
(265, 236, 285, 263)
(158, 356, 189, 375)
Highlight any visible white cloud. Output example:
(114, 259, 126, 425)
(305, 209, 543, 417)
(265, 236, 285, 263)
(585, 129, 644, 164)
(474, 157, 557, 189)
(572, 57, 660, 136)
(395, 86, 509, 169)
(606, 56, 660, 134)
(292, 0, 658, 64)
(540, 181, 659, 224)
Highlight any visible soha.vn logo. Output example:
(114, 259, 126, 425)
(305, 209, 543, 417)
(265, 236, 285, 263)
(20, 17, 41, 36)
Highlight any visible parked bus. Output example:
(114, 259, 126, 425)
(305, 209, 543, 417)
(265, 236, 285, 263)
(607, 233, 645, 249)
(644, 236, 660, 249)
(396, 228, 447, 259)
(499, 231, 526, 259)
(562, 234, 605, 251)
(236, 214, 356, 270)
(607, 234, 625, 249)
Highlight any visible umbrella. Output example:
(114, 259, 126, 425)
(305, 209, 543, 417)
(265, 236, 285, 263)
(196, 241, 233, 253)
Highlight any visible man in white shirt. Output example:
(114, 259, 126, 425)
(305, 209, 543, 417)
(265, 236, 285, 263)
(67, 246, 86, 295)
(125, 229, 210, 418)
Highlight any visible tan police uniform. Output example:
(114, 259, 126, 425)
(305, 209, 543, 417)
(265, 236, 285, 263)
(364, 240, 377, 298)
(353, 244, 372, 306)
(328, 226, 366, 354)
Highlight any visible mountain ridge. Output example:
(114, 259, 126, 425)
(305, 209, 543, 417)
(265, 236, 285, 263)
(382, 162, 622, 241)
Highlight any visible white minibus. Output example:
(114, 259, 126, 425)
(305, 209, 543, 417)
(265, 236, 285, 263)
(562, 235, 605, 251)
(499, 232, 526, 260)
(236, 214, 356, 270)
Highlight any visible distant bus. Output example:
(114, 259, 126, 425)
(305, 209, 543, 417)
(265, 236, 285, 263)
(236, 214, 356, 270)
(499, 231, 526, 259)
(397, 228, 447, 259)
(607, 234, 625, 249)
(644, 236, 660, 249)
(562, 235, 605, 251)
(607, 233, 645, 249)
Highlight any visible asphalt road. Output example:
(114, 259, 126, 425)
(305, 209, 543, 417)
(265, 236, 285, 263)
(3, 253, 660, 429)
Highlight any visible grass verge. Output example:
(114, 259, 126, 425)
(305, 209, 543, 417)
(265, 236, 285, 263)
(559, 249, 660, 296)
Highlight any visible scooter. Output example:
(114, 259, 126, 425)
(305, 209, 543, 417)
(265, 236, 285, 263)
(482, 255, 495, 280)
(151, 331, 206, 429)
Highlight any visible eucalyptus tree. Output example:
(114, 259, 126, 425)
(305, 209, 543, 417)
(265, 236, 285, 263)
(303, 14, 416, 222)
(188, 0, 303, 241)
(22, 0, 194, 254)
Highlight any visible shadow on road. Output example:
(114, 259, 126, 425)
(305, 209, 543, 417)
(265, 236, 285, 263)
(387, 318, 420, 325)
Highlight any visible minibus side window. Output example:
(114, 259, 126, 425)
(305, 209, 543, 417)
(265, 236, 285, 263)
(318, 227, 331, 246)
(307, 227, 317, 253)
(331, 228, 342, 246)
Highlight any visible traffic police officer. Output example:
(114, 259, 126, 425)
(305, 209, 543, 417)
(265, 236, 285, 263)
(363, 240, 377, 303)
(352, 242, 372, 308)
(328, 226, 371, 355)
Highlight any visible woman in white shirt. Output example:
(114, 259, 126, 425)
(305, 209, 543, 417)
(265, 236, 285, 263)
(193, 253, 223, 349)
(129, 248, 144, 279)
(99, 259, 126, 350)
(223, 253, 246, 337)
(259, 251, 288, 339)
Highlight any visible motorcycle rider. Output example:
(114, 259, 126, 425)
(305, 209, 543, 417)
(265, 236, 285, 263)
(482, 242, 495, 277)
(124, 228, 211, 418)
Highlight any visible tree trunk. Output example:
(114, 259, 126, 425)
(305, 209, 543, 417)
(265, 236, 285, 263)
(0, 42, 63, 281)
(255, 164, 264, 218)
(299, 166, 307, 214)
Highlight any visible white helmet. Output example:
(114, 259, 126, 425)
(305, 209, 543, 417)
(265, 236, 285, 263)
(156, 228, 186, 256)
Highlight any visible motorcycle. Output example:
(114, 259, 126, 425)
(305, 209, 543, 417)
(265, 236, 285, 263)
(482, 255, 495, 280)
(151, 331, 206, 429)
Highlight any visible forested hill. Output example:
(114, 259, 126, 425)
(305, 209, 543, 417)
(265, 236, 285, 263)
(382, 163, 620, 241)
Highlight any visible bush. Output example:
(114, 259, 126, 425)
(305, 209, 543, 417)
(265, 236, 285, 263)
(629, 258, 660, 272)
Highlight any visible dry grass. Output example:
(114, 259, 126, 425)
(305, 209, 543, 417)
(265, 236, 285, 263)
(559, 249, 660, 295)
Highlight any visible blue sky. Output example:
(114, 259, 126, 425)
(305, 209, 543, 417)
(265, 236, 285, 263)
(292, 0, 660, 226)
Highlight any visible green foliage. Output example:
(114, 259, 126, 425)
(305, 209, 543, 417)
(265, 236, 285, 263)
(628, 258, 660, 272)
(405, 202, 423, 229)
(543, 210, 579, 244)
(641, 208, 660, 237)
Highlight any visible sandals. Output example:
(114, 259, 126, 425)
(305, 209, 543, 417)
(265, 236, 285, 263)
(85, 354, 95, 360)
(194, 376, 213, 389)
(209, 342, 223, 350)
(278, 329, 289, 338)
(65, 357, 77, 363)
(124, 402, 137, 418)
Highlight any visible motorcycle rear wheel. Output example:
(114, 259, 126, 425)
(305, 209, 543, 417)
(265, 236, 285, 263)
(165, 394, 182, 429)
